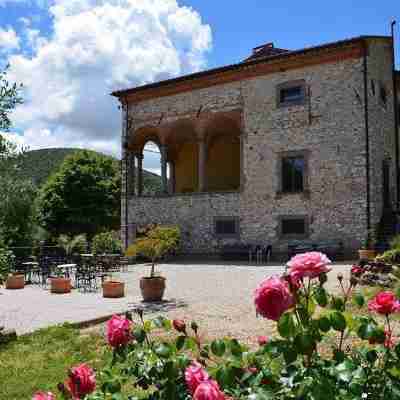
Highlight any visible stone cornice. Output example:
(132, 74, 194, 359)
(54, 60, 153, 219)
(111, 37, 389, 104)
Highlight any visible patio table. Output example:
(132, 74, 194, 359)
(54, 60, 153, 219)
(56, 263, 77, 278)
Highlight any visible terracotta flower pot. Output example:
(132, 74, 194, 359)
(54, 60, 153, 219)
(103, 281, 125, 298)
(51, 277, 71, 294)
(5, 274, 25, 290)
(140, 276, 166, 302)
(358, 249, 376, 261)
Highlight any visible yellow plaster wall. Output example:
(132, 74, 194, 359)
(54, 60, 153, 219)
(175, 142, 198, 193)
(206, 138, 240, 191)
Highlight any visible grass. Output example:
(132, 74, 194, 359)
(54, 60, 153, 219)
(0, 324, 111, 399)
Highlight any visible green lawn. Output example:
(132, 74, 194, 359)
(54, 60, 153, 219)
(0, 324, 110, 399)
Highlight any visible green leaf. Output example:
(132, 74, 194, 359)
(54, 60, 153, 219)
(318, 316, 331, 332)
(353, 293, 365, 308)
(176, 335, 186, 351)
(133, 327, 146, 343)
(331, 296, 345, 311)
(330, 311, 347, 332)
(314, 286, 328, 307)
(294, 333, 315, 355)
(154, 343, 172, 358)
(229, 338, 243, 357)
(366, 349, 378, 363)
(211, 339, 226, 357)
(278, 313, 296, 338)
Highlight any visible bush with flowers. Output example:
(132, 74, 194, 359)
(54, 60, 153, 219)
(33, 252, 400, 400)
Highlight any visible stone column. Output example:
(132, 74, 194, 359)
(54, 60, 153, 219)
(136, 153, 144, 196)
(121, 103, 129, 250)
(160, 144, 168, 194)
(168, 161, 176, 194)
(198, 140, 207, 192)
(128, 152, 136, 196)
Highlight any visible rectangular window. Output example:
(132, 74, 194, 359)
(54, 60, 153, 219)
(214, 217, 239, 238)
(282, 156, 305, 193)
(282, 218, 306, 235)
(277, 80, 306, 107)
(279, 216, 309, 238)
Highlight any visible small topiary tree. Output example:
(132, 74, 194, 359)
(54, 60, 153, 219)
(91, 231, 122, 255)
(126, 226, 180, 277)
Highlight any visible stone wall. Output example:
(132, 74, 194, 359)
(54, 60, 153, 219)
(128, 192, 240, 253)
(367, 39, 397, 229)
(123, 38, 397, 257)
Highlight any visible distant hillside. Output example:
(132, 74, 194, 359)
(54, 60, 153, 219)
(16, 148, 162, 193)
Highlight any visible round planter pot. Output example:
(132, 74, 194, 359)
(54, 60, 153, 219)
(6, 274, 25, 290)
(51, 277, 71, 294)
(103, 281, 125, 298)
(140, 276, 166, 302)
(358, 249, 376, 261)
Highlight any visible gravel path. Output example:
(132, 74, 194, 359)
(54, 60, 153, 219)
(0, 262, 352, 341)
(103, 262, 352, 345)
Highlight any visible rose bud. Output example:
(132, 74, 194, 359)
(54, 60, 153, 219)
(257, 335, 268, 346)
(191, 321, 199, 334)
(173, 319, 186, 333)
(337, 273, 344, 282)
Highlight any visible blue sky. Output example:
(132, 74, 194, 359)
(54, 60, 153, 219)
(0, 0, 399, 173)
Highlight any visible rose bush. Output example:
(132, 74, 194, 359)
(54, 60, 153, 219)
(32, 252, 400, 399)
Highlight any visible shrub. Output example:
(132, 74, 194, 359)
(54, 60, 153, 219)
(57, 234, 87, 256)
(390, 234, 400, 250)
(0, 238, 14, 284)
(126, 226, 180, 276)
(91, 231, 121, 255)
(376, 248, 400, 265)
(34, 252, 400, 399)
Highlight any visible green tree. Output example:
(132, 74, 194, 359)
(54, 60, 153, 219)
(37, 150, 120, 237)
(0, 66, 35, 246)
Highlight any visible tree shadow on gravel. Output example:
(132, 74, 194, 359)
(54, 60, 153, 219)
(129, 298, 187, 314)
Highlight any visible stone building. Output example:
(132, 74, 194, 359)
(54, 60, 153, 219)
(112, 35, 400, 259)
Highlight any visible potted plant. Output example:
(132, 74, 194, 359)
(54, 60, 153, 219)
(50, 275, 71, 294)
(126, 226, 180, 302)
(359, 228, 376, 261)
(0, 241, 22, 289)
(102, 277, 125, 298)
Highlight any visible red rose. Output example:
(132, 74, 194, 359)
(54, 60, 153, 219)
(368, 291, 400, 315)
(193, 380, 225, 400)
(173, 319, 186, 333)
(185, 362, 209, 395)
(254, 276, 294, 321)
(106, 315, 133, 348)
(65, 363, 96, 399)
(351, 265, 364, 276)
(32, 392, 55, 400)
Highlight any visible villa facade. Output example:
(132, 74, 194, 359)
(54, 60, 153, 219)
(112, 35, 400, 258)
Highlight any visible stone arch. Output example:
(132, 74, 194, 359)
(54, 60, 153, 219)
(128, 125, 162, 154)
(202, 112, 242, 192)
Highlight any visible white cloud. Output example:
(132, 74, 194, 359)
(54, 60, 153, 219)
(0, 27, 20, 51)
(5, 0, 212, 165)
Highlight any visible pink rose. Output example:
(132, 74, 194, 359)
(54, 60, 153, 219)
(254, 276, 294, 321)
(287, 252, 331, 280)
(368, 291, 400, 315)
(32, 392, 55, 400)
(185, 362, 209, 394)
(65, 363, 96, 399)
(193, 380, 225, 400)
(106, 315, 133, 348)
(257, 335, 268, 346)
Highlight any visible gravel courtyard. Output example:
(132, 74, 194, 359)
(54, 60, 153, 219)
(1, 262, 351, 343)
